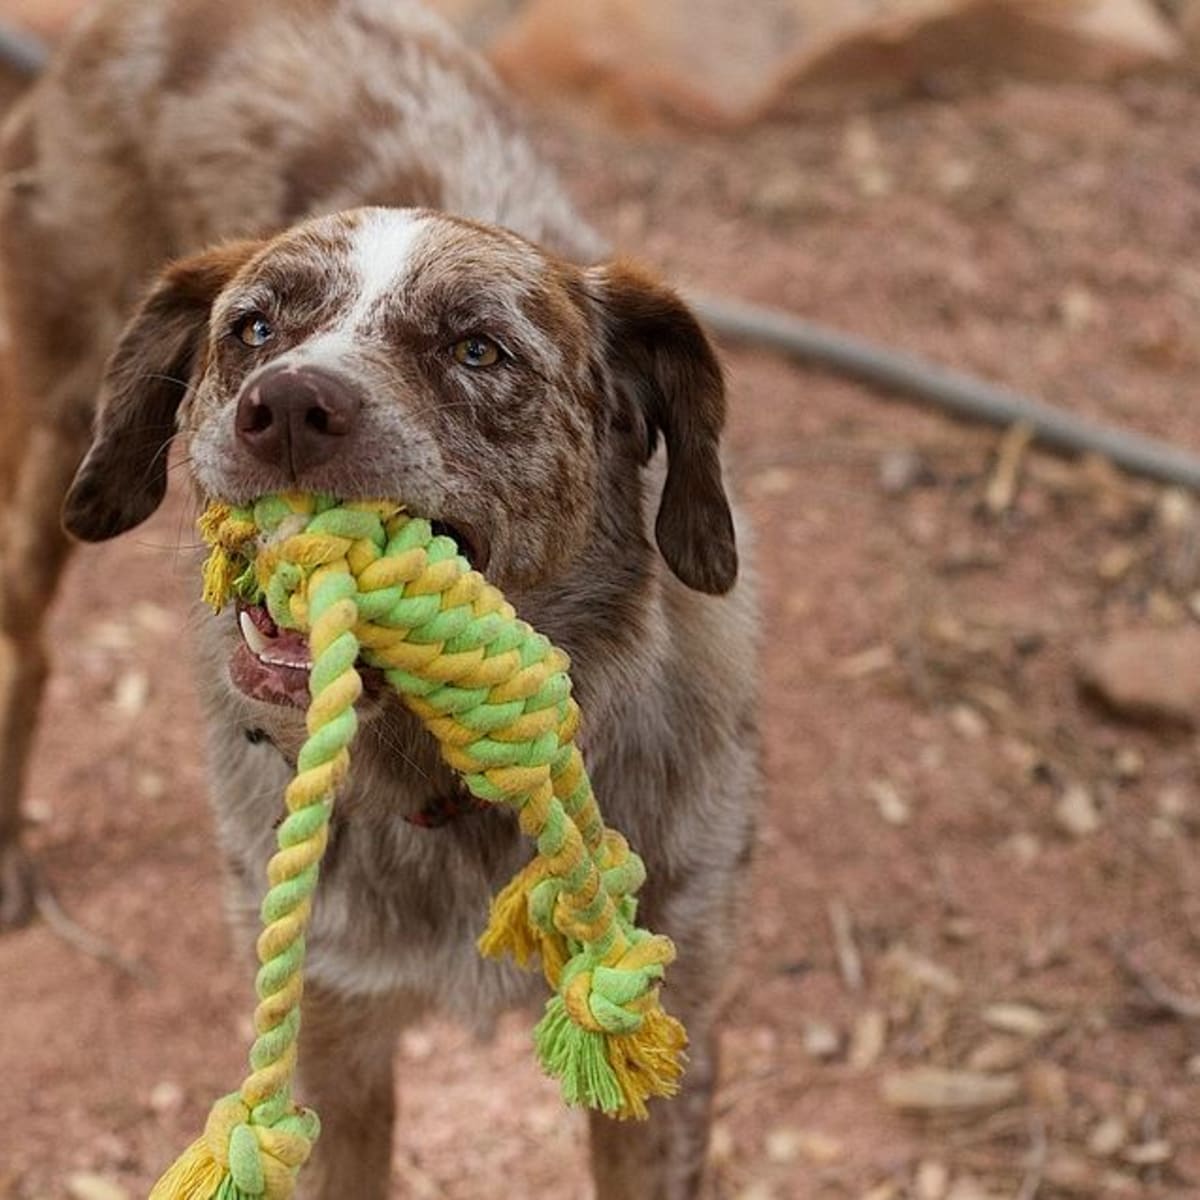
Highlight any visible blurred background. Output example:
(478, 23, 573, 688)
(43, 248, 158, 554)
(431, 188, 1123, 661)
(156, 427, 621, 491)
(4, 2, 1200, 1198)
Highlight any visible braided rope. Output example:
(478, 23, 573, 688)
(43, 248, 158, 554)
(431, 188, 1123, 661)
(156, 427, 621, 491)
(152, 494, 686, 1200)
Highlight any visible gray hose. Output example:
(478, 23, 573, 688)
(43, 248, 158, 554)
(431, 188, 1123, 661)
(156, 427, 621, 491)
(692, 292, 1200, 491)
(0, 22, 47, 79)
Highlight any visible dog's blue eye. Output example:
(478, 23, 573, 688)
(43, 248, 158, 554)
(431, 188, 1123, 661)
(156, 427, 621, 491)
(235, 313, 274, 348)
(451, 335, 502, 368)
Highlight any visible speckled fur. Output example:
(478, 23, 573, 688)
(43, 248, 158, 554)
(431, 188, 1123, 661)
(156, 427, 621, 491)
(1, 2, 761, 1197)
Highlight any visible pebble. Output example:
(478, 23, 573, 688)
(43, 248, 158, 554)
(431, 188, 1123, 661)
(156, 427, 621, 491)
(1054, 784, 1102, 838)
(1077, 628, 1200, 729)
(803, 1020, 841, 1060)
(65, 1175, 129, 1200)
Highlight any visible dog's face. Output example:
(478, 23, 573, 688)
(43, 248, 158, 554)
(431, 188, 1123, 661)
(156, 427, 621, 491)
(64, 207, 737, 705)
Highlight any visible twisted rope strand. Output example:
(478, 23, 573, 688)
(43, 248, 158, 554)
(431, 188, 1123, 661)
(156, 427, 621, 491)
(153, 495, 686, 1199)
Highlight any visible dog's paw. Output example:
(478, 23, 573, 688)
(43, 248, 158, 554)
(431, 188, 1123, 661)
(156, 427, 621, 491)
(0, 840, 37, 930)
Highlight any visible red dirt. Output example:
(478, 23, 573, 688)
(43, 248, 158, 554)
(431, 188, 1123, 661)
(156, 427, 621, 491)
(5, 7, 1200, 1200)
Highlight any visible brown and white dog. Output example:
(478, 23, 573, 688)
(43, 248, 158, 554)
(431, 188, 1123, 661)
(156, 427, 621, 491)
(0, 1, 759, 1196)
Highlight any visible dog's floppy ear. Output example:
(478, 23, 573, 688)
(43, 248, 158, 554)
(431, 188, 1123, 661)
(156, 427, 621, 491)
(63, 238, 265, 541)
(587, 261, 737, 595)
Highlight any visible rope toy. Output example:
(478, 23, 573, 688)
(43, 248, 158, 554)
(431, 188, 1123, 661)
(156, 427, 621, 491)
(151, 492, 686, 1200)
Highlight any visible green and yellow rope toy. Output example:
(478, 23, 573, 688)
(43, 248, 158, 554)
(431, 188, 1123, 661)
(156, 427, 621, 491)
(150, 493, 686, 1200)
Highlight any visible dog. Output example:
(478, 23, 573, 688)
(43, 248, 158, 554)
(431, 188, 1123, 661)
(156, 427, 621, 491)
(0, 1, 760, 1196)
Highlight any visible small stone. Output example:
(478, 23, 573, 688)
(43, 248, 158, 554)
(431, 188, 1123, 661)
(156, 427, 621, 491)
(709, 1122, 735, 1164)
(24, 798, 52, 825)
(878, 448, 928, 495)
(131, 601, 175, 635)
(111, 670, 149, 717)
(136, 771, 166, 801)
(765, 1127, 801, 1164)
(1158, 487, 1194, 531)
(1005, 832, 1042, 866)
(793, 1130, 843, 1165)
(1098, 544, 1138, 582)
(1088, 1115, 1128, 1158)
(949, 704, 987, 740)
(803, 1020, 841, 1060)
(1112, 747, 1144, 781)
(1148, 589, 1185, 626)
(1078, 628, 1200, 728)
(868, 778, 911, 826)
(1122, 1140, 1172, 1166)
(1058, 285, 1099, 331)
(1157, 786, 1190, 820)
(65, 1176, 129, 1200)
(148, 1080, 184, 1116)
(915, 1160, 950, 1200)
(1054, 784, 1102, 838)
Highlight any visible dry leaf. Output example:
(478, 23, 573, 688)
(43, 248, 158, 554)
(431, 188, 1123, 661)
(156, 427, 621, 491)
(882, 1068, 1020, 1112)
(981, 1002, 1058, 1038)
(849, 1009, 888, 1070)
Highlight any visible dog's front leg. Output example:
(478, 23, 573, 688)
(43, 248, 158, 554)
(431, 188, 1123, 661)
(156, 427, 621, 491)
(296, 985, 414, 1200)
(587, 992, 721, 1200)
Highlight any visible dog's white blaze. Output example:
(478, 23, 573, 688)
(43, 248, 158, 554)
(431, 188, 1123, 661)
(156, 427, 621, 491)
(283, 208, 428, 366)
(343, 207, 428, 332)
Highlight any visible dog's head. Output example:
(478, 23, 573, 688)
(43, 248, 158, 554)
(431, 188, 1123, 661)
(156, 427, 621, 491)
(64, 208, 737, 702)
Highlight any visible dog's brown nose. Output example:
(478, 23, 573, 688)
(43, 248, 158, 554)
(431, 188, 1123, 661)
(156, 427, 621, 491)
(236, 367, 361, 476)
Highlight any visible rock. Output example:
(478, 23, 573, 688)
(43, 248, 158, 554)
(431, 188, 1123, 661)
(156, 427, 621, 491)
(1123, 1139, 1173, 1166)
(803, 1020, 842, 1060)
(915, 1160, 950, 1200)
(148, 1079, 184, 1116)
(1088, 1115, 1129, 1158)
(948, 704, 987, 740)
(1054, 784, 1103, 838)
(65, 1176, 129, 1200)
(1077, 627, 1200, 728)
(868, 778, 911, 826)
(878, 447, 929, 495)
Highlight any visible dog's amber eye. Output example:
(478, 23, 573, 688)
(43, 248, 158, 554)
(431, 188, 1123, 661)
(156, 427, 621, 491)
(235, 313, 274, 348)
(451, 335, 502, 368)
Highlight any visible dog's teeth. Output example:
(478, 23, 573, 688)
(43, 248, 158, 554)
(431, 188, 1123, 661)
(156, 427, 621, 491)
(239, 610, 272, 657)
(260, 650, 311, 669)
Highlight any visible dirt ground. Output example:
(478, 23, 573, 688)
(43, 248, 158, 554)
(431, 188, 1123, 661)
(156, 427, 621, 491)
(5, 8, 1200, 1200)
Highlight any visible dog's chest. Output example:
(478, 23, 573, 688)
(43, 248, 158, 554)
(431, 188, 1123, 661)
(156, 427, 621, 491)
(202, 694, 544, 1020)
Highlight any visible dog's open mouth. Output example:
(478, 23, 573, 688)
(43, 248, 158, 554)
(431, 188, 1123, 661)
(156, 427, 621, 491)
(227, 518, 480, 707)
(230, 601, 319, 707)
